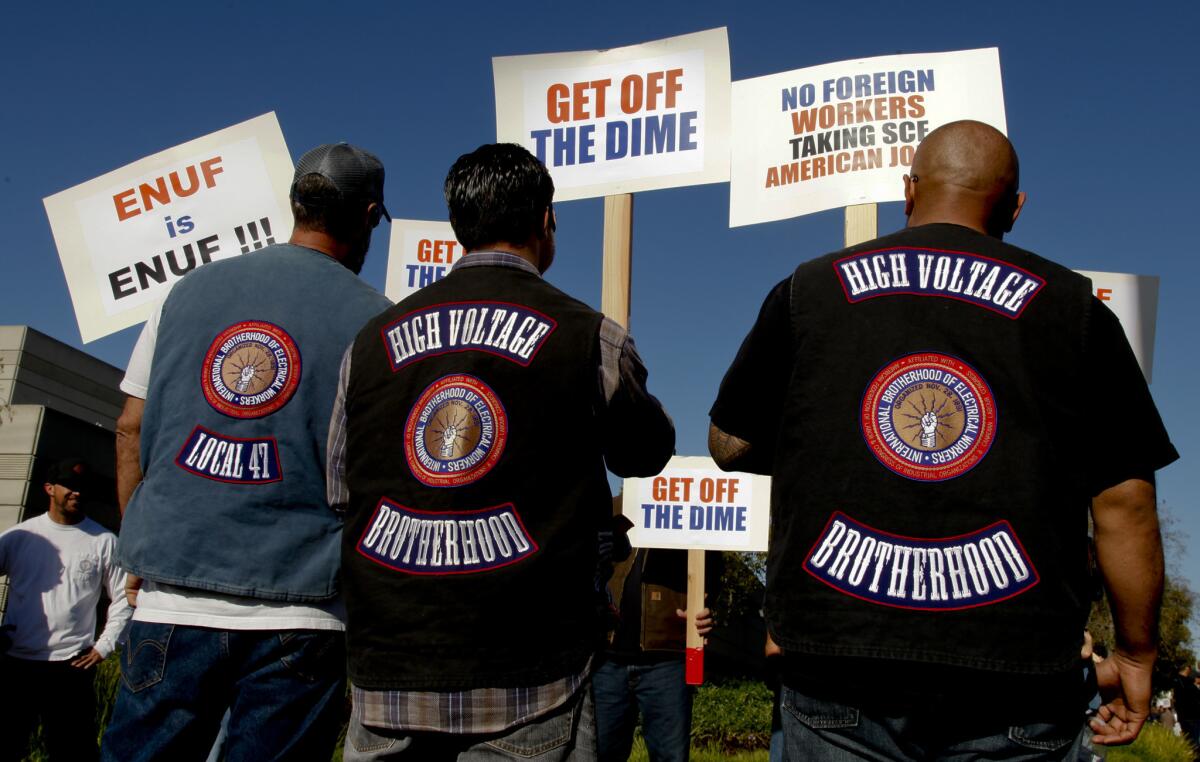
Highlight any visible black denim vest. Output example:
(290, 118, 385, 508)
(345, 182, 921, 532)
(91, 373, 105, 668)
(767, 224, 1096, 676)
(342, 264, 610, 690)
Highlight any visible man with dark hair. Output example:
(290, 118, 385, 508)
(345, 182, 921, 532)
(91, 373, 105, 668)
(102, 143, 393, 761)
(710, 120, 1177, 759)
(0, 459, 131, 762)
(330, 142, 674, 760)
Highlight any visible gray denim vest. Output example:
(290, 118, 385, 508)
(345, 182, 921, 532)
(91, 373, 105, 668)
(118, 244, 391, 602)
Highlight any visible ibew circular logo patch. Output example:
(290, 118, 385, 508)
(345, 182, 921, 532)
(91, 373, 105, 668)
(202, 321, 301, 419)
(861, 352, 997, 481)
(405, 374, 508, 488)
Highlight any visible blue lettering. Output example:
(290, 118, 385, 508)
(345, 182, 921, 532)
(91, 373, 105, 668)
(579, 124, 596, 164)
(606, 121, 628, 160)
(530, 129, 551, 163)
(679, 111, 698, 151)
(553, 126, 576, 166)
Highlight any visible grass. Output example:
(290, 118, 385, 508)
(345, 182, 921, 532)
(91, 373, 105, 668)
(628, 737, 769, 762)
(1107, 723, 1198, 762)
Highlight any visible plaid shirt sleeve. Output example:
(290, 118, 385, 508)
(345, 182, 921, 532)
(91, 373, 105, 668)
(326, 345, 353, 513)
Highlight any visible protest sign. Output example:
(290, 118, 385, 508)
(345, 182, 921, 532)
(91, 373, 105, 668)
(730, 48, 1006, 227)
(622, 456, 770, 552)
(1076, 270, 1159, 382)
(44, 113, 294, 342)
(494, 28, 731, 201)
(385, 220, 464, 302)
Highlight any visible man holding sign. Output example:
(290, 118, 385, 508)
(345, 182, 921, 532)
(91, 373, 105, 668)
(710, 121, 1177, 758)
(102, 143, 393, 761)
(330, 143, 673, 760)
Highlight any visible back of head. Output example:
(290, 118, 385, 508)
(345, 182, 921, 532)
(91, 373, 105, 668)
(291, 143, 390, 241)
(908, 120, 1021, 236)
(444, 143, 554, 251)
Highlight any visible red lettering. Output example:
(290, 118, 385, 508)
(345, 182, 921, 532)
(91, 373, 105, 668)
(113, 189, 140, 221)
(547, 83, 569, 123)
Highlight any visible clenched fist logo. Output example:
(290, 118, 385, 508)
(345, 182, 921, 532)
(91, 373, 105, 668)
(920, 411, 938, 448)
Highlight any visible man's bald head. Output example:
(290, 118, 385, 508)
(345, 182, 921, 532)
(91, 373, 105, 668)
(905, 120, 1025, 239)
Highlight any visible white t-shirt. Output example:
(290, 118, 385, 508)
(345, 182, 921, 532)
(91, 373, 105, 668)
(0, 514, 133, 660)
(122, 304, 343, 631)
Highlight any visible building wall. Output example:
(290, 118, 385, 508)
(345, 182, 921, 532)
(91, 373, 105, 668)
(0, 326, 123, 613)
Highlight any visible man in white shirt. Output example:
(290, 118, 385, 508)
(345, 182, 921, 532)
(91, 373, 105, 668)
(0, 458, 132, 762)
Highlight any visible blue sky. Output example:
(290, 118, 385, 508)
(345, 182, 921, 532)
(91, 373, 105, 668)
(3, 3, 1197, 592)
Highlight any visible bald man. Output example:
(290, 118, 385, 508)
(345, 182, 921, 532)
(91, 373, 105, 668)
(709, 121, 1176, 760)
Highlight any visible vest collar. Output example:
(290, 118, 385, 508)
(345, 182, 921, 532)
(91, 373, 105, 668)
(451, 250, 541, 278)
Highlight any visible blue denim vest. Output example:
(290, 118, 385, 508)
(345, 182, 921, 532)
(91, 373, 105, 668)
(118, 244, 391, 602)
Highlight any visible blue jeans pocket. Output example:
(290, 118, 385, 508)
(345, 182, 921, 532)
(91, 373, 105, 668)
(121, 622, 173, 693)
(483, 695, 579, 758)
(1007, 721, 1077, 752)
(277, 630, 344, 683)
(781, 687, 860, 730)
(347, 719, 399, 754)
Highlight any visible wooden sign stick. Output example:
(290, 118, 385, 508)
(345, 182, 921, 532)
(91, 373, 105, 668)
(685, 549, 706, 684)
(845, 202, 877, 247)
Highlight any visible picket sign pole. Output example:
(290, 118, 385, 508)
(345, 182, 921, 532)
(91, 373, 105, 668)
(600, 193, 718, 686)
(601, 194, 634, 327)
(685, 549, 706, 684)
(845, 203, 878, 246)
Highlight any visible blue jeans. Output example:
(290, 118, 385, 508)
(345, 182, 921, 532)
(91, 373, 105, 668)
(780, 685, 1096, 761)
(593, 658, 691, 762)
(342, 680, 596, 761)
(101, 623, 345, 762)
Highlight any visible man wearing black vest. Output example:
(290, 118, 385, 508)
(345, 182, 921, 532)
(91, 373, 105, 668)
(709, 121, 1177, 760)
(103, 143, 393, 761)
(330, 143, 674, 760)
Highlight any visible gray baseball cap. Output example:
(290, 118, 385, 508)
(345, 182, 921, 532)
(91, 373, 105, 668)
(291, 143, 391, 221)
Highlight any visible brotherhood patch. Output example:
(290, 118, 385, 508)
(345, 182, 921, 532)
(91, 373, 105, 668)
(357, 499, 538, 575)
(202, 321, 301, 419)
(805, 511, 1039, 611)
(405, 374, 508, 488)
(861, 353, 996, 481)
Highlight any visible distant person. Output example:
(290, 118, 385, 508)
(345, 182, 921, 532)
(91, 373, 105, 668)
(102, 143, 393, 761)
(594, 546, 719, 762)
(0, 458, 132, 762)
(1173, 664, 1200, 742)
(331, 143, 674, 760)
(709, 120, 1177, 759)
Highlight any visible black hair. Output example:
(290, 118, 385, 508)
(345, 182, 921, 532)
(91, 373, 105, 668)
(444, 143, 554, 251)
(290, 173, 365, 239)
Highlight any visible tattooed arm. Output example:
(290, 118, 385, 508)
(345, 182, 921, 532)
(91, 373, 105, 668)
(708, 423, 761, 473)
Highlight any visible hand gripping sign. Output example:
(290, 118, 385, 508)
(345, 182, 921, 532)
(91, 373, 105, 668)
(493, 28, 731, 202)
(623, 455, 770, 684)
(44, 113, 294, 342)
(729, 48, 1006, 227)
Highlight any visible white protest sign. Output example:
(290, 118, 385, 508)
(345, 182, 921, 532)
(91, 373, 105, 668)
(729, 48, 1006, 227)
(44, 113, 294, 342)
(1076, 270, 1159, 382)
(623, 456, 770, 552)
(494, 28, 731, 201)
(385, 220, 465, 302)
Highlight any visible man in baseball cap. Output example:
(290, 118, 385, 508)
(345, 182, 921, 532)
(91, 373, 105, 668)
(103, 142, 393, 761)
(1, 458, 132, 761)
